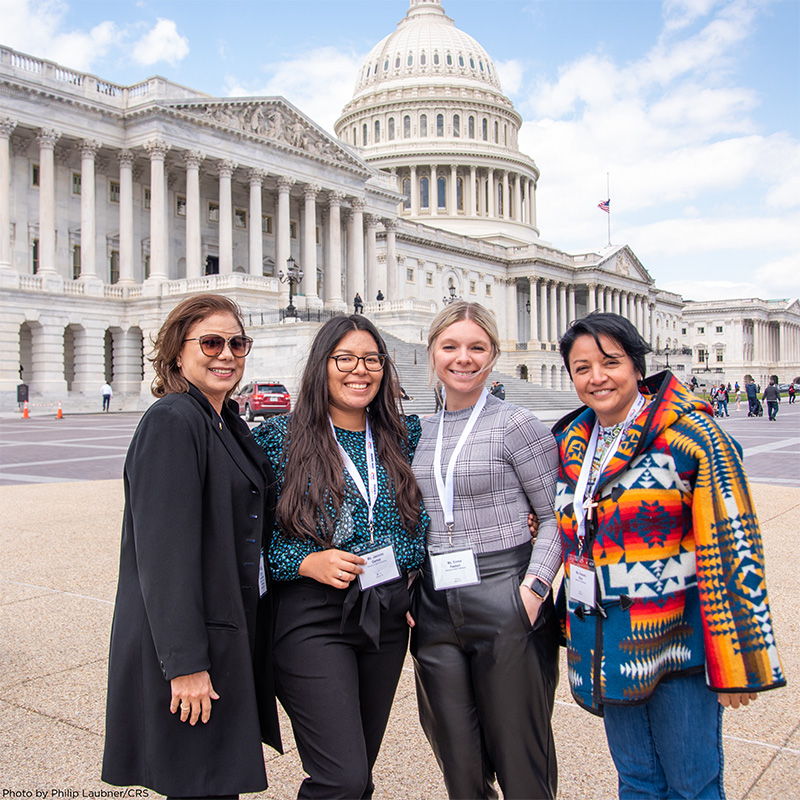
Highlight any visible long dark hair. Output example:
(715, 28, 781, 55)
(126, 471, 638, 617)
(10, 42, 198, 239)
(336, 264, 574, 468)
(277, 315, 422, 546)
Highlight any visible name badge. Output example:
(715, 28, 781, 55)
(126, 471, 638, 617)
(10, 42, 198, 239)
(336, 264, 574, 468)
(356, 543, 401, 590)
(429, 547, 481, 591)
(568, 553, 595, 607)
(258, 549, 268, 598)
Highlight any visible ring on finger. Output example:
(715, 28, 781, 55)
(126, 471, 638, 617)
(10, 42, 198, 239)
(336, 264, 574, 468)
(338, 570, 344, 579)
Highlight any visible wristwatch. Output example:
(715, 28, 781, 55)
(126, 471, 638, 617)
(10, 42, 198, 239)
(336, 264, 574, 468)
(524, 577, 550, 599)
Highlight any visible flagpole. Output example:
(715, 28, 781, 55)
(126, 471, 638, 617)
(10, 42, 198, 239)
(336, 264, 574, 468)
(606, 172, 611, 246)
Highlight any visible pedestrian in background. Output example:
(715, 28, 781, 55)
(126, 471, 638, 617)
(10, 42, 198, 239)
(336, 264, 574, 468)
(102, 381, 113, 412)
(788, 383, 796, 404)
(353, 292, 364, 314)
(745, 376, 758, 416)
(763, 377, 781, 421)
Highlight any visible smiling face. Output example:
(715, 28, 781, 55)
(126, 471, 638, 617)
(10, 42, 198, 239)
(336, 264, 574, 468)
(432, 319, 494, 410)
(178, 311, 246, 414)
(568, 333, 642, 427)
(326, 329, 384, 429)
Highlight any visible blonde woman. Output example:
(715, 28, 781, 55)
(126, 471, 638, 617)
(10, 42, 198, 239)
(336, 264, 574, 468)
(410, 301, 561, 799)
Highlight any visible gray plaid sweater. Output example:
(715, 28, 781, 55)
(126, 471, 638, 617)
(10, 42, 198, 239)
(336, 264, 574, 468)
(412, 394, 561, 583)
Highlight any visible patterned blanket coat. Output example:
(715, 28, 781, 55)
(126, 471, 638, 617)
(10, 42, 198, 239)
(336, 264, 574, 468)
(552, 371, 785, 715)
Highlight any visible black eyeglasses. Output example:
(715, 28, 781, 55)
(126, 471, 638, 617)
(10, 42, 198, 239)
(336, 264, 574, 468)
(184, 334, 253, 358)
(329, 354, 386, 372)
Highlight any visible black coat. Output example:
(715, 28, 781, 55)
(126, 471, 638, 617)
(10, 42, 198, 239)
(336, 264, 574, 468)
(102, 386, 281, 796)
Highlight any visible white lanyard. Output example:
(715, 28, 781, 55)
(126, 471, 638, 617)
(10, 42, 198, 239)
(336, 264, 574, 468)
(330, 416, 379, 542)
(434, 388, 488, 543)
(573, 393, 646, 547)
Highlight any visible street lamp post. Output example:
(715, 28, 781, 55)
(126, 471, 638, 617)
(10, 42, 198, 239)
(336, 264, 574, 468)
(278, 256, 304, 318)
(442, 280, 459, 306)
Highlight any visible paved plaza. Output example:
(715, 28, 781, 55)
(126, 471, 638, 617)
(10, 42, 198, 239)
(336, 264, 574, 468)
(0, 402, 798, 797)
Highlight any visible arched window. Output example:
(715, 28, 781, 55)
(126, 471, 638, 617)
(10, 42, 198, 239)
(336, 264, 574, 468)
(352, 125, 357, 144)
(436, 113, 444, 136)
(433, 52, 440, 65)
(468, 116, 475, 138)
(456, 177, 464, 211)
(420, 177, 430, 209)
(420, 52, 427, 66)
(362, 123, 368, 146)
(446, 53, 453, 66)
(470, 57, 475, 69)
(374, 120, 380, 143)
(438, 176, 447, 209)
(407, 52, 413, 66)
(497, 183, 503, 215)
(403, 115, 411, 138)
(482, 118, 488, 141)
(479, 60, 484, 72)
(395, 55, 401, 69)
(383, 58, 389, 72)
(402, 177, 411, 210)
(494, 121, 499, 142)
(420, 114, 428, 137)
(453, 114, 460, 137)
(458, 54, 465, 67)
(388, 118, 395, 140)
(504, 124, 508, 146)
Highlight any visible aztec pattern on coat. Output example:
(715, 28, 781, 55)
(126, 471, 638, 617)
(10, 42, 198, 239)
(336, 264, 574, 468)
(552, 371, 785, 714)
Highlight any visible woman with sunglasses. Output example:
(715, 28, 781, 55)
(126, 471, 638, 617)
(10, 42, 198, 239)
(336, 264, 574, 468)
(103, 294, 282, 799)
(252, 315, 427, 799)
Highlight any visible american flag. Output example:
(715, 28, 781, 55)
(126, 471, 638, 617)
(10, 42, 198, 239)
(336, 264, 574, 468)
(598, 199, 610, 213)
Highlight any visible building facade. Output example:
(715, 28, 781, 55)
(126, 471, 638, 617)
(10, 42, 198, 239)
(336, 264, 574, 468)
(1, 0, 797, 409)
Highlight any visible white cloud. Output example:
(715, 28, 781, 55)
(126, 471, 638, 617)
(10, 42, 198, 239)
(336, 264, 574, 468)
(225, 46, 365, 134)
(131, 18, 189, 67)
(495, 59, 524, 95)
(0, 0, 120, 71)
(660, 278, 760, 301)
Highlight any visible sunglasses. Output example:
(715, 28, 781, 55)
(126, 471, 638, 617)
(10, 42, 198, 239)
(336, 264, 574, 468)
(184, 334, 253, 358)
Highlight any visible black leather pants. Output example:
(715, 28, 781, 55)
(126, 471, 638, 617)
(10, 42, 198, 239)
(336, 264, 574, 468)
(411, 542, 559, 800)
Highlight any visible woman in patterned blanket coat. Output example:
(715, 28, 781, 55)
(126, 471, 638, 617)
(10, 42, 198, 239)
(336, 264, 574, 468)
(552, 312, 785, 800)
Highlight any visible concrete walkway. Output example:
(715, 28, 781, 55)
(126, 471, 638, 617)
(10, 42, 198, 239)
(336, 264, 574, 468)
(0, 423, 798, 797)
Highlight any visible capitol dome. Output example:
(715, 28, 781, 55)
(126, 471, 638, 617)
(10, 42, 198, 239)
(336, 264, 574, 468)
(335, 0, 541, 245)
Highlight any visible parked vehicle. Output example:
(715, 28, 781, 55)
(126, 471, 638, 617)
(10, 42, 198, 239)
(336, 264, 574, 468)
(234, 381, 291, 421)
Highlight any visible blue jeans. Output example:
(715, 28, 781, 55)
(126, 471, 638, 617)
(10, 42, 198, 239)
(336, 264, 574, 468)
(603, 672, 725, 799)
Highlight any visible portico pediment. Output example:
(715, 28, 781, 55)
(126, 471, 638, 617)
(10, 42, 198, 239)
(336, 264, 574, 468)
(597, 245, 654, 285)
(166, 98, 368, 173)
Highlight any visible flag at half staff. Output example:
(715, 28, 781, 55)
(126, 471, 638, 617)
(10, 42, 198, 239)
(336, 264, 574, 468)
(598, 199, 610, 213)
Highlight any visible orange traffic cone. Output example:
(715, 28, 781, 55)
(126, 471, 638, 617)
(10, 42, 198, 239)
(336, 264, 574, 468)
(23, 401, 29, 419)
(56, 401, 63, 419)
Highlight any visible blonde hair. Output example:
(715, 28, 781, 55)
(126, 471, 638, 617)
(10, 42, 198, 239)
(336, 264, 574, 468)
(426, 301, 501, 385)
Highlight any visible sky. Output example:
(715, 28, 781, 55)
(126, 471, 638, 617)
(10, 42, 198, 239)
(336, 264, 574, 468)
(2, 0, 798, 302)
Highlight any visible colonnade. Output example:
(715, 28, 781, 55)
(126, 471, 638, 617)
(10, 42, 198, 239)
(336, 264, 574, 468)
(397, 164, 536, 226)
(750, 319, 800, 364)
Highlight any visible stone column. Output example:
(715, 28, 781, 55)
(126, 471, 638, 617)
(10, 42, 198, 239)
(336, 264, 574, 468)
(559, 283, 568, 338)
(78, 140, 101, 281)
(587, 283, 597, 313)
(302, 184, 319, 301)
(275, 176, 293, 276)
(529, 278, 539, 341)
(469, 165, 478, 217)
(513, 174, 522, 222)
(182, 152, 203, 279)
(30, 320, 69, 396)
(385, 218, 398, 300)
(568, 285, 576, 328)
(523, 178, 531, 226)
(346, 197, 365, 304)
(365, 214, 380, 300)
(611, 289, 619, 316)
(409, 165, 419, 216)
(217, 159, 235, 275)
(450, 164, 458, 214)
(530, 180, 538, 229)
(144, 139, 170, 281)
(0, 118, 17, 269)
(115, 151, 135, 284)
(486, 168, 495, 218)
(540, 280, 549, 342)
(325, 191, 344, 304)
(247, 169, 266, 277)
(549, 281, 558, 344)
(502, 171, 510, 219)
(114, 327, 144, 395)
(506, 279, 518, 343)
(72, 323, 106, 394)
(430, 164, 438, 215)
(36, 128, 60, 274)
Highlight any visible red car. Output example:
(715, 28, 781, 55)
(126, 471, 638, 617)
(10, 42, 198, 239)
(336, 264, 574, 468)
(235, 381, 291, 421)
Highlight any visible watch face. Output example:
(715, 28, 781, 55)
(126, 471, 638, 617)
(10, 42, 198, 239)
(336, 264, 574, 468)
(530, 578, 549, 598)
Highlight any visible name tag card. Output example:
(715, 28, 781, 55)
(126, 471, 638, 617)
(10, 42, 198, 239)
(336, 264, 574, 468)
(258, 549, 268, 597)
(357, 543, 401, 590)
(568, 553, 596, 607)
(429, 548, 481, 591)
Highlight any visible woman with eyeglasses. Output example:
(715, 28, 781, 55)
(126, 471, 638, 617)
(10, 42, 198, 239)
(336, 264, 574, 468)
(103, 294, 282, 799)
(252, 315, 427, 800)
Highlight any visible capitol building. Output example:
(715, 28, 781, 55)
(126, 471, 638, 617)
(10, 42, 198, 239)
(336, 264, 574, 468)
(1, 0, 798, 410)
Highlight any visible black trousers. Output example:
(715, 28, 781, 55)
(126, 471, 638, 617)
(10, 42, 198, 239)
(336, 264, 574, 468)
(273, 576, 410, 800)
(411, 543, 559, 800)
